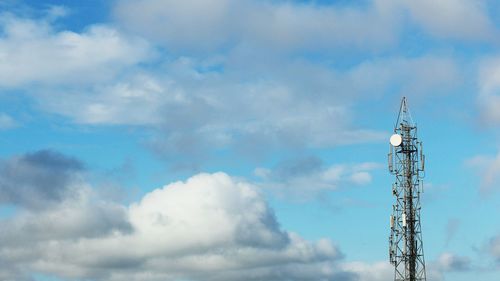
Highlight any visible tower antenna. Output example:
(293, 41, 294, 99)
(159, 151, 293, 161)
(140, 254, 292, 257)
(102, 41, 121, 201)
(388, 97, 427, 281)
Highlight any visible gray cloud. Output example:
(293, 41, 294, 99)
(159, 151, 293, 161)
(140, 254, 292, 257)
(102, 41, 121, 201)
(0, 150, 84, 208)
(0, 150, 133, 280)
(1, 201, 132, 243)
(0, 150, 132, 237)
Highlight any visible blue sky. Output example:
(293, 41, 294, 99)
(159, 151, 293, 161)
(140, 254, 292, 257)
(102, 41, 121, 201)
(0, 0, 499, 280)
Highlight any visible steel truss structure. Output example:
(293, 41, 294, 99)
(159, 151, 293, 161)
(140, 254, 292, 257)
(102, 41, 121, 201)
(388, 97, 427, 281)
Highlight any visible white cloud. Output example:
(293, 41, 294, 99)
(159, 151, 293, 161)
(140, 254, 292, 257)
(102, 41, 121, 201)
(127, 173, 290, 252)
(0, 13, 151, 87)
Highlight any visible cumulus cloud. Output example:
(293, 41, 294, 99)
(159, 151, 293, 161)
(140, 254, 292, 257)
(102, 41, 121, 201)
(2, 170, 375, 281)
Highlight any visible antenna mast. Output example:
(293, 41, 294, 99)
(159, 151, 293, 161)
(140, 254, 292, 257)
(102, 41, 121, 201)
(388, 97, 427, 281)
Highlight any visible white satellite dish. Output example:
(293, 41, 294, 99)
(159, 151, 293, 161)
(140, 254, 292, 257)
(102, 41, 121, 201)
(390, 134, 402, 147)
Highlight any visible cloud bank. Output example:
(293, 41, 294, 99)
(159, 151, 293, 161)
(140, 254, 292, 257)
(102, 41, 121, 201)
(1, 153, 380, 281)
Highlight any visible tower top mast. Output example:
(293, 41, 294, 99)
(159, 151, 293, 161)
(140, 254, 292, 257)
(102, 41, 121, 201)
(395, 97, 414, 128)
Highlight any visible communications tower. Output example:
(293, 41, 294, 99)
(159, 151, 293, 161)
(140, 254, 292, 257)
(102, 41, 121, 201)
(388, 97, 427, 281)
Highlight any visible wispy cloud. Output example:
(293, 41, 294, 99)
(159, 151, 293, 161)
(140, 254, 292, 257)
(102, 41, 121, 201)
(254, 156, 382, 200)
(0, 113, 18, 129)
(445, 218, 460, 247)
(465, 153, 500, 194)
(435, 252, 471, 272)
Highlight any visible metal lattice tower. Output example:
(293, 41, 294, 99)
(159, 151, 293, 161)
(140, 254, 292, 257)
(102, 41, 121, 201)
(388, 97, 427, 281)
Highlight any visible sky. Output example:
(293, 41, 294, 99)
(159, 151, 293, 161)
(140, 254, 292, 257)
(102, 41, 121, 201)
(0, 0, 499, 280)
